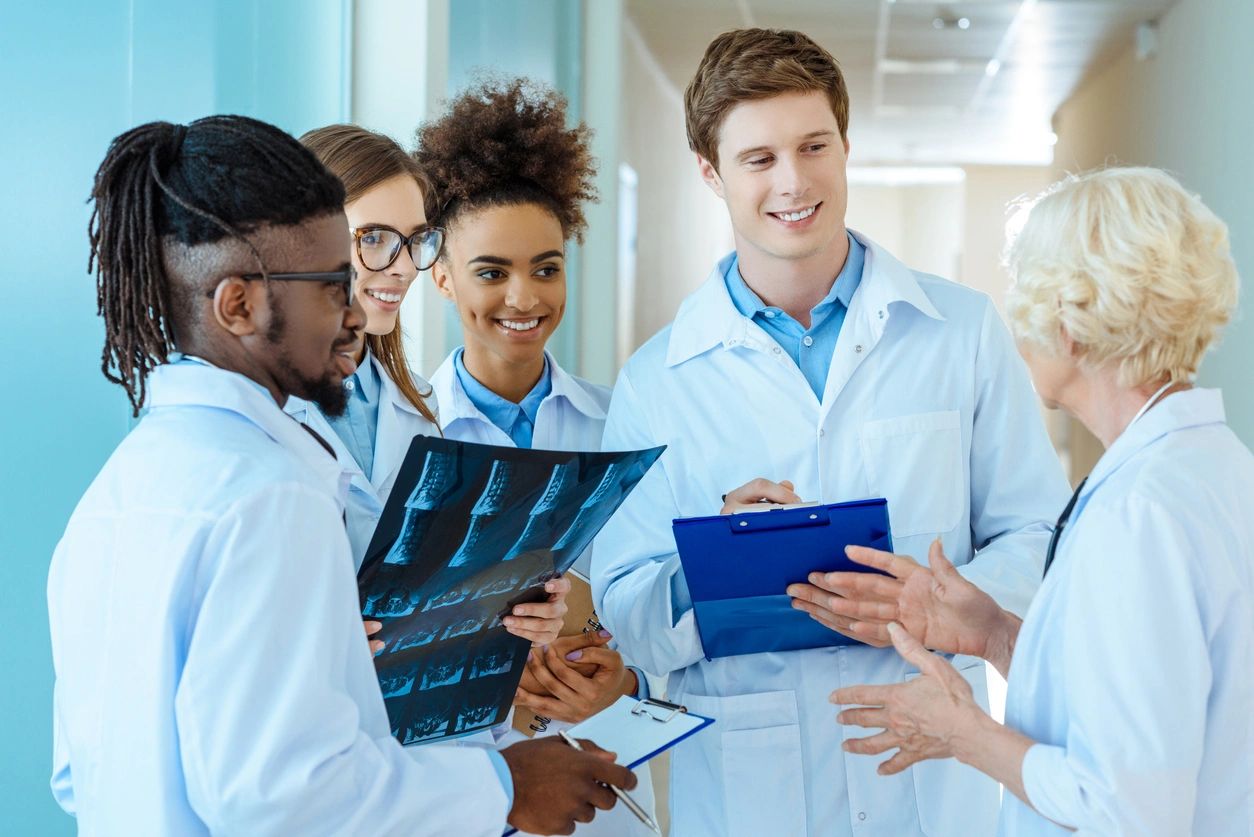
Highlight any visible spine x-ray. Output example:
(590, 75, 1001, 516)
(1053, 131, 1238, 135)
(358, 436, 664, 746)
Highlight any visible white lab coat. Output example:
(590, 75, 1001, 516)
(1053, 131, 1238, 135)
(285, 353, 441, 571)
(1001, 388, 1254, 835)
(48, 361, 508, 836)
(431, 349, 660, 837)
(592, 233, 1071, 836)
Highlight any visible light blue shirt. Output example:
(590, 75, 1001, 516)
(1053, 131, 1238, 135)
(326, 350, 382, 479)
(1001, 388, 1254, 836)
(593, 233, 1069, 835)
(453, 347, 552, 448)
(48, 361, 513, 834)
(724, 232, 863, 399)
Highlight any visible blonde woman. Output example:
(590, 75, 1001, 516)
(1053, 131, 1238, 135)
(801, 167, 1252, 835)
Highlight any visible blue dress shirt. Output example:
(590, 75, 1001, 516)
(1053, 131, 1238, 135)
(724, 232, 864, 400)
(453, 348, 552, 448)
(326, 352, 382, 479)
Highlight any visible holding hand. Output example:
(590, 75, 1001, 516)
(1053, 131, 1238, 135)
(363, 620, 384, 655)
(502, 736, 636, 835)
(833, 623, 986, 775)
(719, 478, 801, 514)
(515, 632, 637, 724)
(504, 575, 572, 646)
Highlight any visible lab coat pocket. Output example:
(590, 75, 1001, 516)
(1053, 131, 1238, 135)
(908, 658, 999, 836)
(859, 410, 963, 538)
(676, 689, 807, 837)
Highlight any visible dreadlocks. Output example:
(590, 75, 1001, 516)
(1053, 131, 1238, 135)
(87, 115, 345, 414)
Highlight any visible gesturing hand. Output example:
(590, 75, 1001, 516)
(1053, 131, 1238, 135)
(832, 623, 985, 775)
(515, 635, 636, 724)
(504, 575, 572, 646)
(502, 736, 636, 835)
(788, 538, 1016, 664)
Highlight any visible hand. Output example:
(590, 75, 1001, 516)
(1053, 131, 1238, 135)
(364, 620, 384, 656)
(519, 631, 614, 691)
(515, 640, 636, 724)
(789, 539, 1016, 663)
(833, 622, 986, 775)
(504, 575, 571, 646)
(720, 478, 801, 514)
(502, 736, 636, 835)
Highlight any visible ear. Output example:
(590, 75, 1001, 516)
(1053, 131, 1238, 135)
(1059, 324, 1079, 359)
(696, 153, 725, 199)
(843, 135, 852, 159)
(211, 276, 263, 336)
(431, 258, 456, 303)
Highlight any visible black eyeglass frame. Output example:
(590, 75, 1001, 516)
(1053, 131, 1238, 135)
(352, 225, 445, 272)
(240, 268, 357, 305)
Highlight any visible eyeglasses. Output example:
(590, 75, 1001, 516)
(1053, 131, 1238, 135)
(352, 225, 444, 272)
(241, 267, 357, 306)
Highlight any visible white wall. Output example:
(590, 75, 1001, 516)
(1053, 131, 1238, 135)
(620, 19, 732, 355)
(1052, 0, 1254, 455)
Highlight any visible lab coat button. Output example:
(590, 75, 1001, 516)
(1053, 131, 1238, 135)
(802, 336, 814, 347)
(858, 812, 867, 821)
(344, 379, 356, 391)
(772, 346, 782, 354)
(855, 345, 863, 353)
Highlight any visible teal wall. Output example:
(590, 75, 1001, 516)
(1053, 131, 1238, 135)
(0, 2, 349, 831)
(442, 0, 586, 371)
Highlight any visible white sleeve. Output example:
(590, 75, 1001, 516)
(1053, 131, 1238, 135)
(958, 299, 1070, 616)
(1019, 496, 1207, 834)
(591, 371, 705, 679)
(176, 484, 510, 836)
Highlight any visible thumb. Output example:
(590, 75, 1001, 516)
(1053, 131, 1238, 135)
(929, 538, 960, 581)
(886, 621, 934, 671)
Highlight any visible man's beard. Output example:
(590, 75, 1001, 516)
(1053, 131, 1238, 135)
(266, 301, 350, 418)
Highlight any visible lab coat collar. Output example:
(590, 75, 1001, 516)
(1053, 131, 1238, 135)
(147, 361, 350, 498)
(665, 230, 943, 368)
(1079, 387, 1226, 502)
(435, 349, 606, 427)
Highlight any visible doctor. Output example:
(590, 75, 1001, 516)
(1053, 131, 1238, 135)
(591, 28, 1069, 836)
(49, 115, 633, 836)
(419, 79, 659, 837)
(290, 124, 570, 648)
(829, 168, 1253, 836)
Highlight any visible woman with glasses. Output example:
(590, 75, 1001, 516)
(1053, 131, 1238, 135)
(289, 125, 570, 653)
(798, 168, 1252, 835)
(416, 80, 659, 836)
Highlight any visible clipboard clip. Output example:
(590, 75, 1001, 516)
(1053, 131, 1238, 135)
(631, 698, 688, 724)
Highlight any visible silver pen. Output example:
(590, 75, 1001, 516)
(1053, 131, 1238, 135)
(557, 730, 662, 835)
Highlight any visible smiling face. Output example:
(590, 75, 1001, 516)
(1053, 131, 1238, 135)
(344, 173, 428, 337)
(433, 202, 566, 369)
(699, 90, 850, 273)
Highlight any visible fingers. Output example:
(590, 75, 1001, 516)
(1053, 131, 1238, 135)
(543, 645, 596, 693)
(878, 749, 927, 776)
(370, 639, 385, 655)
(832, 683, 890, 707)
(587, 782, 617, 812)
(512, 687, 570, 720)
(526, 646, 580, 702)
(808, 569, 903, 603)
(545, 575, 572, 596)
(788, 584, 897, 621)
(723, 477, 802, 508)
(927, 538, 960, 581)
(505, 622, 563, 645)
(586, 753, 637, 791)
(836, 706, 890, 729)
(511, 599, 568, 620)
(844, 545, 916, 578)
(842, 730, 901, 755)
(363, 620, 382, 637)
(566, 646, 623, 670)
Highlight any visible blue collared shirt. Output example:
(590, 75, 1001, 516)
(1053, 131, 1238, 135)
(724, 232, 864, 400)
(453, 347, 552, 449)
(326, 351, 382, 479)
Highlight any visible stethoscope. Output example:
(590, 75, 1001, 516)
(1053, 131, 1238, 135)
(1042, 379, 1179, 577)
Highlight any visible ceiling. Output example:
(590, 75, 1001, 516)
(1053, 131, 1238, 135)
(626, 0, 1177, 165)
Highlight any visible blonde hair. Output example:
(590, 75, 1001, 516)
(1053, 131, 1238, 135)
(1004, 167, 1239, 387)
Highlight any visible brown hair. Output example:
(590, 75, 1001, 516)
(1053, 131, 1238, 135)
(684, 28, 850, 169)
(413, 79, 597, 243)
(300, 124, 438, 427)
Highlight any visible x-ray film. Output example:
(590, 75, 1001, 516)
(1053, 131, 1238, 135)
(360, 436, 664, 745)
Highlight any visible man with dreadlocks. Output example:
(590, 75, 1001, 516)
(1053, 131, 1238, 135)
(47, 115, 635, 836)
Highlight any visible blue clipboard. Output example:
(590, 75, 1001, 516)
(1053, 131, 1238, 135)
(672, 499, 893, 659)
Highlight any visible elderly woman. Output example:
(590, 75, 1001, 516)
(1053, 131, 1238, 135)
(790, 167, 1252, 834)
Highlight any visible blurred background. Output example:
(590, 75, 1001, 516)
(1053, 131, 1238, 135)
(3, 1, 1250, 832)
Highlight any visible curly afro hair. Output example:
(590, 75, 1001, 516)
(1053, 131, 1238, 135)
(414, 79, 597, 244)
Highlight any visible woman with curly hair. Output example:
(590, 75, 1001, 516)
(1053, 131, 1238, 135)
(417, 79, 659, 837)
(289, 124, 573, 647)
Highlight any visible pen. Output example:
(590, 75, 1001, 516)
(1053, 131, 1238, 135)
(557, 730, 662, 835)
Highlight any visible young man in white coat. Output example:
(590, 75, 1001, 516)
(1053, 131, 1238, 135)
(49, 115, 634, 837)
(591, 29, 1071, 837)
